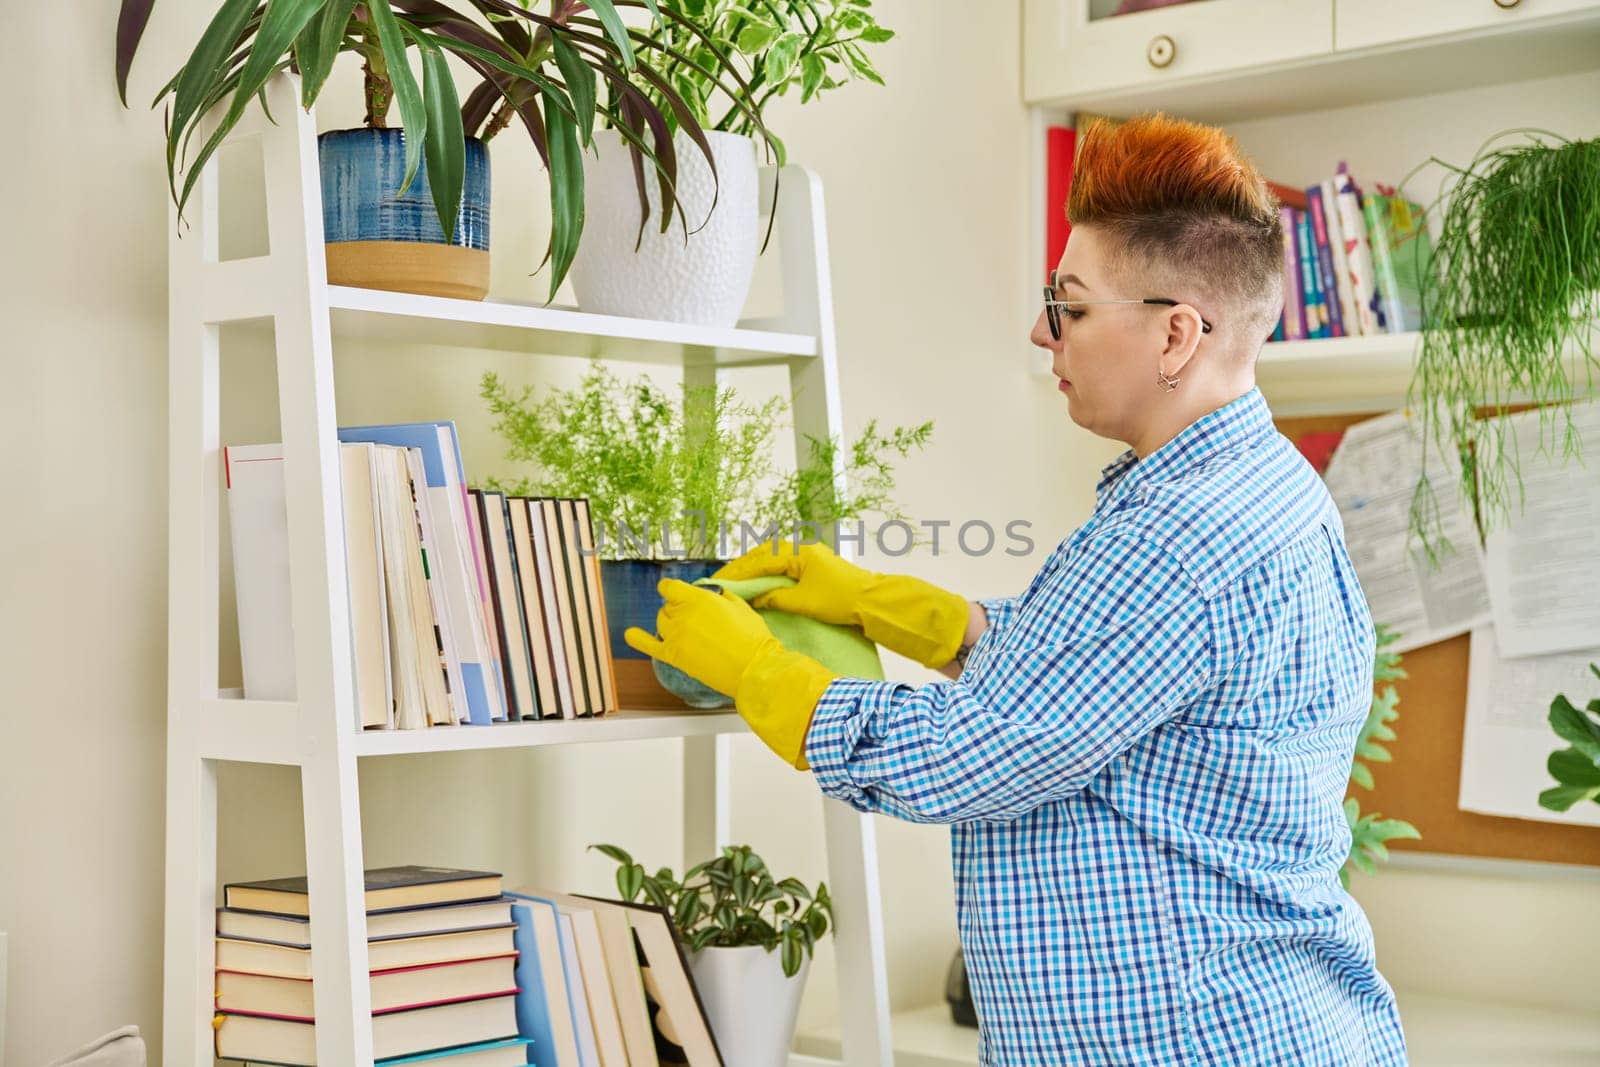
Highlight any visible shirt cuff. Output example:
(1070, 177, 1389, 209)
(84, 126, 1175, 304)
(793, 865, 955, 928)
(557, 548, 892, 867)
(976, 595, 1018, 635)
(805, 676, 907, 811)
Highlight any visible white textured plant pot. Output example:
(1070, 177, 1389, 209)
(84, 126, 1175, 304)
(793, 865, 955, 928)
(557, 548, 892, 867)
(569, 129, 759, 327)
(688, 944, 810, 1067)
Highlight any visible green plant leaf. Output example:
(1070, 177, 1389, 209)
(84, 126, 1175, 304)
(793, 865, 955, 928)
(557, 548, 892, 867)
(859, 24, 894, 43)
(1549, 746, 1600, 788)
(781, 932, 802, 977)
(367, 0, 428, 193)
(619, 862, 646, 902)
(407, 28, 465, 243)
(294, 0, 357, 107)
(540, 83, 585, 301)
(116, 0, 157, 106)
(800, 52, 824, 102)
(1349, 761, 1375, 791)
(736, 23, 780, 54)
(582, 0, 637, 69)
(166, 0, 257, 202)
(590, 843, 634, 866)
(550, 35, 598, 147)
(1540, 782, 1600, 811)
(1550, 694, 1600, 763)
(763, 31, 803, 84)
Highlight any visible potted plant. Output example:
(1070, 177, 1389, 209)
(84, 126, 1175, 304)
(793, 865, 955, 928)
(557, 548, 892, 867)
(592, 842, 831, 1067)
(1403, 132, 1600, 554)
(1343, 623, 1420, 886)
(479, 363, 932, 707)
(1538, 663, 1600, 813)
(115, 0, 762, 301)
(568, 0, 896, 325)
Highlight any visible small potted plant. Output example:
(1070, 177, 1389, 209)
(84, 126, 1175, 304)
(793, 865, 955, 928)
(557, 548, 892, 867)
(480, 363, 932, 707)
(1538, 663, 1600, 814)
(1403, 132, 1600, 554)
(569, 0, 896, 325)
(115, 0, 760, 301)
(593, 843, 830, 1067)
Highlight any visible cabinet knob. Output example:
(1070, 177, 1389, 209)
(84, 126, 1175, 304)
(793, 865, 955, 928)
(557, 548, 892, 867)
(1493, 0, 1522, 7)
(1147, 34, 1176, 69)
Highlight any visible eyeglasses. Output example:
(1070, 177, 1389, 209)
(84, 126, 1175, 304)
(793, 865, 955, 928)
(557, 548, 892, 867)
(1042, 270, 1214, 341)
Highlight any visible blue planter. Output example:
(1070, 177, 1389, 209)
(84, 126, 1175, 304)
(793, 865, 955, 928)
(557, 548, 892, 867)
(600, 559, 730, 709)
(318, 128, 491, 300)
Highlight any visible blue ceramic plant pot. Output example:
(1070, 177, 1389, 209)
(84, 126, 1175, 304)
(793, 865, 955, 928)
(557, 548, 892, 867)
(318, 127, 491, 300)
(600, 559, 731, 709)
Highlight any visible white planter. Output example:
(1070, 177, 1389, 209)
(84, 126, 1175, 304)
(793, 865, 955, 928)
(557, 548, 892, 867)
(688, 944, 810, 1067)
(570, 128, 759, 327)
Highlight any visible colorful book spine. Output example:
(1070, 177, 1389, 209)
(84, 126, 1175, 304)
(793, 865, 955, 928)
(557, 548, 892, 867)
(1333, 168, 1383, 335)
(1364, 191, 1434, 333)
(1296, 210, 1328, 339)
(1278, 205, 1306, 341)
(1305, 185, 1345, 338)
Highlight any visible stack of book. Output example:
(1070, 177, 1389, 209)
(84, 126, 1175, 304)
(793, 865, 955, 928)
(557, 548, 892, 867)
(213, 866, 529, 1064)
(212, 867, 726, 1066)
(225, 421, 619, 730)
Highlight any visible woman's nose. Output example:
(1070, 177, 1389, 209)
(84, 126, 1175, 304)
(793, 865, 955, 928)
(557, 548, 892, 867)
(1030, 308, 1059, 350)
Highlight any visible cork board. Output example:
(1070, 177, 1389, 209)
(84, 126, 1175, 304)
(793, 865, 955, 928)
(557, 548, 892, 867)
(1277, 411, 1600, 867)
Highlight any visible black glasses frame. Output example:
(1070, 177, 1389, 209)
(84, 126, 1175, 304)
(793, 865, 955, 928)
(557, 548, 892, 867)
(1042, 270, 1215, 341)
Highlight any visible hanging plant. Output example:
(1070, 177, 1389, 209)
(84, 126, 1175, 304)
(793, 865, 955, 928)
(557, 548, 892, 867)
(1404, 130, 1600, 554)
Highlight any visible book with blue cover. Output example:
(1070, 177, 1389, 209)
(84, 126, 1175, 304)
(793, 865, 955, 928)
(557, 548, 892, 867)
(377, 1036, 536, 1064)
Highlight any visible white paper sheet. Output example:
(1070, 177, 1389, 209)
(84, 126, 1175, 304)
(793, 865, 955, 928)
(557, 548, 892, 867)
(1480, 403, 1600, 658)
(1459, 626, 1600, 827)
(1322, 412, 1492, 654)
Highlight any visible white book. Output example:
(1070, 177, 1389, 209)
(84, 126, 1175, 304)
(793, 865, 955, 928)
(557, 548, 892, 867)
(559, 912, 602, 1067)
(437, 425, 509, 721)
(224, 444, 295, 701)
(1320, 178, 1361, 336)
(1333, 171, 1382, 337)
(405, 447, 465, 724)
(341, 443, 393, 729)
(531, 499, 579, 718)
(374, 445, 434, 729)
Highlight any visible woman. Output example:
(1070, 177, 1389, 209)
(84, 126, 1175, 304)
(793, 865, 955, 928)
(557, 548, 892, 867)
(626, 113, 1406, 1065)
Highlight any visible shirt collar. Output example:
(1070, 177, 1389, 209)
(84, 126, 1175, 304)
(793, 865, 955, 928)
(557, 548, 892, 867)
(1095, 387, 1273, 508)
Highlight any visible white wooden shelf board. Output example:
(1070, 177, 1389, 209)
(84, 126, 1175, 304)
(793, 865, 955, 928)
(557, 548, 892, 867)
(352, 707, 749, 756)
(322, 285, 817, 367)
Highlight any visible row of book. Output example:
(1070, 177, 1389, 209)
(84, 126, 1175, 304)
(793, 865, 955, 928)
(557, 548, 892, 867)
(1269, 165, 1435, 342)
(225, 422, 620, 730)
(1044, 114, 1436, 345)
(214, 865, 722, 1065)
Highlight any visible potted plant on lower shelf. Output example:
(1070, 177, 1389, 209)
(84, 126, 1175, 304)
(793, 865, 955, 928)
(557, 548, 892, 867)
(593, 843, 831, 1067)
(480, 364, 933, 708)
(115, 0, 763, 301)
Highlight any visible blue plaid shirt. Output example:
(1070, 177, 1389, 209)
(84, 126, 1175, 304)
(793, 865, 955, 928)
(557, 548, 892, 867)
(807, 389, 1406, 1066)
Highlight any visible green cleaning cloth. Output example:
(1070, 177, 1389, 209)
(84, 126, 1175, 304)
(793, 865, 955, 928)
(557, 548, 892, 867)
(695, 575, 886, 682)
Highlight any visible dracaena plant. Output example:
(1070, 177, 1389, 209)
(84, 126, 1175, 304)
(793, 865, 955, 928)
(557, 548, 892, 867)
(115, 0, 776, 299)
(592, 843, 831, 977)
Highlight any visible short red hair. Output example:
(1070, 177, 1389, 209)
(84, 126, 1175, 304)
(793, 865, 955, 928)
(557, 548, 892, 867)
(1068, 112, 1284, 350)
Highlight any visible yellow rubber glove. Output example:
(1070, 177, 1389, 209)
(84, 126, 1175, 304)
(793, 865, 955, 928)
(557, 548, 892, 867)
(713, 540, 969, 669)
(623, 579, 837, 770)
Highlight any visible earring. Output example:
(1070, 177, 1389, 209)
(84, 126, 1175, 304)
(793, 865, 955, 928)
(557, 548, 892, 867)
(1157, 370, 1180, 392)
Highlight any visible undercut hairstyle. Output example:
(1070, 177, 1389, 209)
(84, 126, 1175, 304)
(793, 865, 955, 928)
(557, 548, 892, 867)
(1067, 112, 1285, 355)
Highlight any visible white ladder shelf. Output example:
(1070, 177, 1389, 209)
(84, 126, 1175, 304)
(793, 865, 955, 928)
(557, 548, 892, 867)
(164, 73, 893, 1066)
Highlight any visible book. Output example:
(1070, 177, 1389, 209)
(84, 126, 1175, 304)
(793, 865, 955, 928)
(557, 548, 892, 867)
(1044, 125, 1076, 273)
(508, 895, 582, 1067)
(213, 992, 519, 1064)
(1295, 209, 1328, 338)
(1364, 190, 1434, 333)
(216, 953, 518, 1017)
(340, 423, 504, 726)
(217, 897, 517, 946)
(1320, 178, 1361, 334)
(225, 866, 503, 917)
(592, 898, 723, 1067)
(558, 911, 603, 1067)
(216, 925, 517, 979)
(224, 444, 295, 701)
(377, 1037, 536, 1065)
(462, 490, 507, 722)
(556, 498, 606, 717)
(1333, 165, 1383, 336)
(474, 491, 538, 722)
(1265, 180, 1310, 212)
(375, 444, 452, 729)
(1305, 183, 1345, 337)
(342, 443, 394, 729)
(572, 499, 620, 714)
(508, 498, 564, 719)
(520, 889, 658, 1067)
(1277, 205, 1305, 341)
(531, 498, 583, 718)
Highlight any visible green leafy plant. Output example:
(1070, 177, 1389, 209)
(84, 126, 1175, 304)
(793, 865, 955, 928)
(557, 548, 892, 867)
(1404, 131, 1600, 555)
(115, 0, 774, 298)
(1343, 623, 1421, 887)
(1538, 663, 1600, 812)
(636, 0, 893, 151)
(479, 364, 933, 559)
(591, 843, 831, 977)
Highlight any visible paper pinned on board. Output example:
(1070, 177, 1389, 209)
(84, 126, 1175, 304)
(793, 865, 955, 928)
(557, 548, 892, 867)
(1322, 411, 1491, 654)
(1480, 402, 1600, 659)
(1458, 626, 1600, 827)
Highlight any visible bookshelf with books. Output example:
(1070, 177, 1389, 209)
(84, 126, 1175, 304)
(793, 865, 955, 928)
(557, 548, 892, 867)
(165, 74, 893, 1065)
(1025, 0, 1600, 415)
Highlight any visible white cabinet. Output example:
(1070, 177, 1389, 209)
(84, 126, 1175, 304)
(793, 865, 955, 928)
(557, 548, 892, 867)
(1334, 0, 1600, 52)
(1024, 0, 1333, 106)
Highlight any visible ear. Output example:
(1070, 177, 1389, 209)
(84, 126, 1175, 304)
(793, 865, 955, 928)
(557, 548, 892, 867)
(1158, 304, 1207, 379)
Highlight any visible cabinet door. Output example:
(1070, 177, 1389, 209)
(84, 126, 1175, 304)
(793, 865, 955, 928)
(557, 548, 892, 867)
(1024, 0, 1334, 105)
(1335, 0, 1600, 51)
